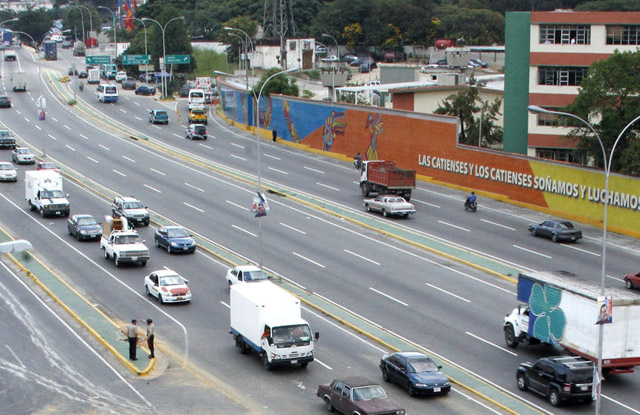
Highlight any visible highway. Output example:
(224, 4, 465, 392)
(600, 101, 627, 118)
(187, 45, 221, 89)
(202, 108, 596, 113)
(0, 45, 639, 415)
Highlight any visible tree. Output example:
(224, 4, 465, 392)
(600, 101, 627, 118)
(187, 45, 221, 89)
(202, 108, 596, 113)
(16, 9, 52, 43)
(562, 50, 640, 174)
(252, 68, 299, 98)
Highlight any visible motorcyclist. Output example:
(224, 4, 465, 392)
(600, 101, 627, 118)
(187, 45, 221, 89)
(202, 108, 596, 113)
(354, 152, 363, 169)
(465, 191, 477, 208)
(79, 81, 84, 91)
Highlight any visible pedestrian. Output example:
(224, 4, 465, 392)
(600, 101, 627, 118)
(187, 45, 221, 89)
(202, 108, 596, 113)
(146, 319, 155, 359)
(272, 129, 277, 143)
(127, 319, 138, 361)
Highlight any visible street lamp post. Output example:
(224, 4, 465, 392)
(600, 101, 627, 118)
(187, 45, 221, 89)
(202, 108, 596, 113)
(528, 105, 640, 415)
(226, 32, 247, 89)
(70, 6, 85, 44)
(0, 17, 19, 27)
(78, 5, 92, 44)
(132, 18, 148, 86)
(97, 6, 116, 61)
(224, 26, 254, 80)
(142, 16, 185, 99)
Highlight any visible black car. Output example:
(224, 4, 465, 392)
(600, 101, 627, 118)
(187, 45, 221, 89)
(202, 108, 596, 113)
(380, 351, 451, 396)
(179, 83, 195, 98)
(0, 129, 16, 149)
(186, 124, 207, 140)
(154, 225, 196, 253)
(121, 77, 136, 90)
(135, 85, 156, 96)
(528, 219, 582, 242)
(77, 70, 88, 79)
(0, 94, 11, 108)
(517, 356, 593, 407)
(67, 214, 102, 241)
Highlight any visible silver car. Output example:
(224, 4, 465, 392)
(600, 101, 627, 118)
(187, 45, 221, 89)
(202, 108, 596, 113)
(364, 195, 416, 218)
(12, 147, 35, 164)
(0, 161, 17, 182)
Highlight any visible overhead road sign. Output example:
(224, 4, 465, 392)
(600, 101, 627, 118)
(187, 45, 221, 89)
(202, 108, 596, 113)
(166, 54, 190, 64)
(122, 54, 150, 65)
(85, 55, 111, 65)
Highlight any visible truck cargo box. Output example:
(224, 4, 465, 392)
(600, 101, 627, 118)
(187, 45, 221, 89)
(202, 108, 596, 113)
(366, 161, 416, 189)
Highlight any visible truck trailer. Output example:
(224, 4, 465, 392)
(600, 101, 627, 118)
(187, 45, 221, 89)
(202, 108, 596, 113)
(43, 40, 57, 60)
(359, 160, 416, 201)
(504, 270, 640, 374)
(230, 282, 318, 370)
(11, 71, 26, 91)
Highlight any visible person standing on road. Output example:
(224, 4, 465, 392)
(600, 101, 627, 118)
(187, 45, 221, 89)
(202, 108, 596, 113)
(146, 319, 155, 359)
(127, 319, 138, 361)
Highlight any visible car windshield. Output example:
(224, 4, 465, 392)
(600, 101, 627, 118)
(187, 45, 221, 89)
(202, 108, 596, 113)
(352, 385, 387, 401)
(192, 109, 204, 115)
(0, 164, 12, 170)
(244, 269, 267, 282)
(407, 358, 438, 373)
(77, 217, 97, 226)
(194, 126, 206, 133)
(123, 201, 144, 209)
(18, 149, 30, 154)
(41, 190, 64, 198)
(167, 228, 189, 238)
(271, 325, 311, 345)
(114, 234, 141, 244)
(0, 130, 11, 137)
(160, 276, 183, 286)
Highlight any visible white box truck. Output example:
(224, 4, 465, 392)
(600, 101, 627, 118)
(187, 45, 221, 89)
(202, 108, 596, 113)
(230, 282, 318, 370)
(11, 71, 27, 91)
(88, 68, 100, 84)
(504, 270, 640, 374)
(25, 170, 70, 217)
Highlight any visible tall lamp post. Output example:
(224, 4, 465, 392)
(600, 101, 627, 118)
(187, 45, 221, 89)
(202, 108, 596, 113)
(97, 6, 116, 61)
(528, 105, 640, 415)
(226, 32, 247, 89)
(142, 16, 185, 99)
(132, 18, 148, 85)
(322, 34, 339, 101)
(224, 26, 254, 80)
(0, 17, 18, 27)
(70, 6, 85, 44)
(78, 5, 93, 44)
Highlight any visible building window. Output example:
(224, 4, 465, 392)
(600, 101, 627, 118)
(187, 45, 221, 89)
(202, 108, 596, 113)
(536, 148, 582, 163)
(539, 25, 590, 44)
(289, 41, 297, 51)
(538, 66, 588, 86)
(537, 111, 559, 126)
(606, 25, 640, 45)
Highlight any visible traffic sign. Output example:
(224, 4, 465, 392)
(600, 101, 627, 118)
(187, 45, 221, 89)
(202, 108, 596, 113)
(122, 54, 150, 65)
(85, 55, 111, 65)
(166, 54, 190, 64)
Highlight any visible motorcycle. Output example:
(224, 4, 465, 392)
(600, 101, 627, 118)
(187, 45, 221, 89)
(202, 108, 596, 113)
(354, 156, 363, 170)
(464, 199, 478, 212)
(79, 82, 84, 92)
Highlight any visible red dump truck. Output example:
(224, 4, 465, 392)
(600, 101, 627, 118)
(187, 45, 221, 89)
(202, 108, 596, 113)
(359, 160, 416, 201)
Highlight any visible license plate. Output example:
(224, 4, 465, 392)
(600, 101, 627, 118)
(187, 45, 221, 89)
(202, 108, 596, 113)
(183, 246, 188, 250)
(580, 386, 588, 391)
(132, 257, 138, 261)
(55, 211, 61, 214)
(177, 297, 184, 300)
(434, 387, 441, 392)
(291, 359, 298, 364)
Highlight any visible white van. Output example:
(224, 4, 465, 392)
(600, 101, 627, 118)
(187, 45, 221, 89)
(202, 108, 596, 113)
(188, 88, 205, 109)
(97, 84, 119, 103)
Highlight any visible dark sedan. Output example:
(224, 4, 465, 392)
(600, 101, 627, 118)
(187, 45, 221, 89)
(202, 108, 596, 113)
(380, 351, 451, 396)
(135, 85, 156, 96)
(154, 225, 196, 253)
(77, 70, 88, 79)
(317, 377, 404, 415)
(0, 94, 11, 108)
(121, 77, 137, 90)
(67, 214, 102, 241)
(528, 220, 582, 242)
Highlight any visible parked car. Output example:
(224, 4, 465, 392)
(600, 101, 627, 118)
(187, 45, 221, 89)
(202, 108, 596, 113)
(149, 109, 169, 124)
(342, 54, 358, 64)
(12, 147, 35, 164)
(144, 269, 192, 304)
(0, 161, 17, 182)
(517, 356, 593, 407)
(380, 351, 451, 396)
(364, 195, 415, 218)
(179, 83, 195, 97)
(121, 77, 136, 90)
(225, 264, 268, 286)
(527, 219, 582, 242)
(186, 124, 207, 140)
(67, 214, 102, 241)
(0, 94, 11, 108)
(469, 58, 488, 68)
(111, 195, 149, 226)
(321, 55, 339, 63)
(624, 271, 640, 289)
(0, 129, 16, 149)
(188, 107, 207, 124)
(135, 85, 156, 96)
(315, 45, 327, 54)
(36, 161, 59, 171)
(316, 377, 405, 415)
(467, 60, 481, 68)
(154, 225, 196, 253)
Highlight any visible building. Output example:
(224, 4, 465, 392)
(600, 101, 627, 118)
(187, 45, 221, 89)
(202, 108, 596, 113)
(504, 11, 640, 161)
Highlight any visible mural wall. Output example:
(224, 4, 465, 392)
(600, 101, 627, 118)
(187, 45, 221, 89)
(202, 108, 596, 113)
(218, 80, 640, 236)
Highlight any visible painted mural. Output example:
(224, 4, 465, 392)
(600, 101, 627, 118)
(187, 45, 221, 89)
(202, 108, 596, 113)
(217, 80, 640, 236)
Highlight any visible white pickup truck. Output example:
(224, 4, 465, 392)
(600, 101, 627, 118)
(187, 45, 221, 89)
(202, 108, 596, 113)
(100, 216, 149, 267)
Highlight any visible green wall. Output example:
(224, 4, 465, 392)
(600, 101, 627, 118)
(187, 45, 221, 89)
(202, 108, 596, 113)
(503, 12, 531, 154)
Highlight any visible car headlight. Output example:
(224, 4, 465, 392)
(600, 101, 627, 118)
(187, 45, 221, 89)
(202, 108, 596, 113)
(415, 383, 427, 387)
(80, 230, 87, 234)
(170, 242, 179, 247)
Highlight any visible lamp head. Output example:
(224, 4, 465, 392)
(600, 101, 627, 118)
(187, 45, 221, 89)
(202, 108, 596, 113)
(527, 105, 548, 114)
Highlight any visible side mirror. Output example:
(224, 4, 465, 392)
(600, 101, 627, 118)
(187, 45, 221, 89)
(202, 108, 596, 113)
(314, 332, 320, 340)
(183, 278, 189, 284)
(437, 365, 443, 370)
(142, 239, 146, 243)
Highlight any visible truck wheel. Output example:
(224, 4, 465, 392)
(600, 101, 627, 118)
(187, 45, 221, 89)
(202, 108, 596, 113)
(381, 367, 390, 381)
(102, 247, 109, 260)
(140, 261, 147, 267)
(262, 354, 272, 371)
(504, 325, 519, 348)
(114, 255, 120, 267)
(516, 373, 528, 391)
(323, 397, 334, 412)
(39, 207, 45, 218)
(548, 388, 560, 407)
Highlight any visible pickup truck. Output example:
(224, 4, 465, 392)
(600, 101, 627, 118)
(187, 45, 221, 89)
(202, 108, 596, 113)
(0, 129, 16, 149)
(100, 216, 149, 267)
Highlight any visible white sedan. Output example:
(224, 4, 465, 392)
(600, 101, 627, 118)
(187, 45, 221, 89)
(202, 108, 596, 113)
(364, 195, 416, 218)
(144, 269, 192, 304)
(0, 162, 17, 182)
(225, 264, 269, 286)
(12, 147, 35, 164)
(321, 55, 339, 63)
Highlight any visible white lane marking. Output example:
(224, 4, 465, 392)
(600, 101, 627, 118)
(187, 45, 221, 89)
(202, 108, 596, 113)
(48, 134, 57, 141)
(152, 125, 162, 130)
(173, 133, 183, 139)
(113, 169, 126, 177)
(120, 108, 127, 113)
(226, 200, 250, 211)
(80, 134, 88, 140)
(51, 117, 58, 122)
(304, 166, 324, 174)
(133, 102, 140, 106)
(316, 182, 340, 191)
(230, 154, 247, 161)
(232, 224, 256, 237)
(606, 274, 622, 282)
(86, 156, 99, 164)
(150, 168, 165, 176)
(264, 153, 280, 160)
(345, 250, 380, 265)
(135, 116, 143, 121)
(412, 198, 440, 208)
(268, 167, 288, 175)
(562, 244, 600, 257)
(293, 252, 325, 268)
(466, 332, 517, 356)
(313, 358, 332, 370)
(230, 142, 245, 149)
(143, 184, 161, 193)
(122, 155, 135, 162)
(64, 125, 71, 130)
(481, 219, 516, 231)
(184, 182, 204, 192)
(5, 345, 25, 368)
(602, 394, 640, 414)
(513, 245, 552, 259)
(65, 145, 76, 151)
(369, 287, 408, 306)
(199, 143, 213, 149)
(35, 125, 41, 130)
(437, 220, 470, 232)
(280, 222, 306, 234)
(183, 202, 204, 213)
(425, 283, 471, 303)
(98, 144, 110, 151)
